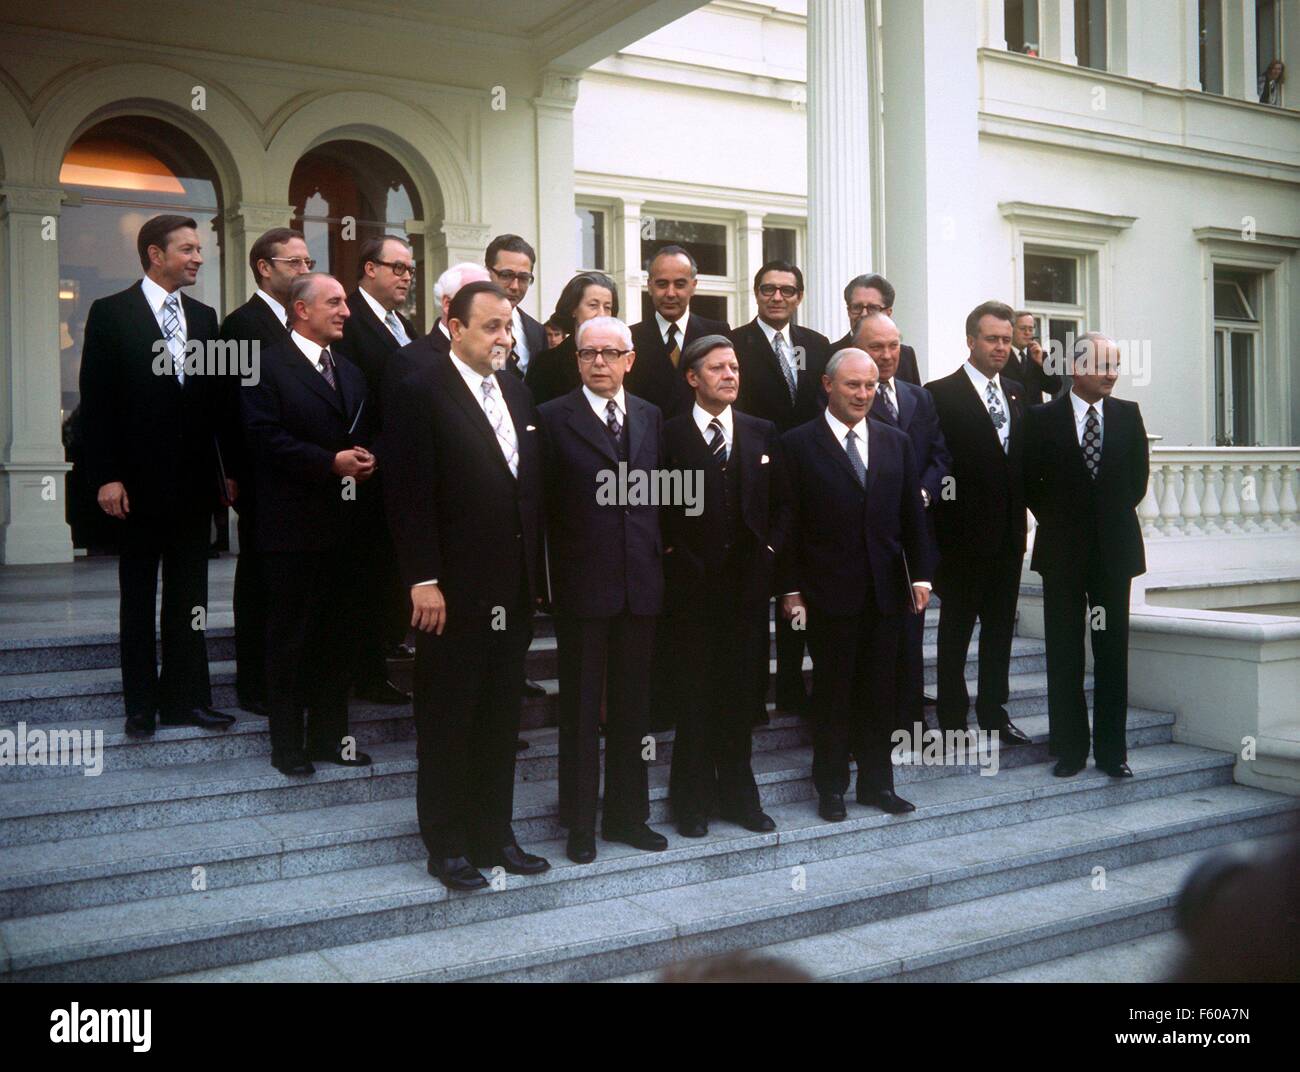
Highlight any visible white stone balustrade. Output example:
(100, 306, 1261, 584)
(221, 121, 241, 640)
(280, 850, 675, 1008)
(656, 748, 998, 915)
(1139, 448, 1300, 538)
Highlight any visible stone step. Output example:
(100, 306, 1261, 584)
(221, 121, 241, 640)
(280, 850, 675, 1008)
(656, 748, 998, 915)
(972, 929, 1189, 982)
(0, 676, 1118, 848)
(109, 800, 1295, 985)
(0, 709, 1178, 917)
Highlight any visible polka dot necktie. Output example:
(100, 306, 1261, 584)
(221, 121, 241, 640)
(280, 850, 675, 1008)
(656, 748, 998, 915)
(1082, 405, 1101, 478)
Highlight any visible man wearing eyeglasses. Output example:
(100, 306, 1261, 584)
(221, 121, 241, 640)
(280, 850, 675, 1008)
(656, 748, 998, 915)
(829, 274, 921, 386)
(485, 234, 546, 379)
(538, 317, 669, 865)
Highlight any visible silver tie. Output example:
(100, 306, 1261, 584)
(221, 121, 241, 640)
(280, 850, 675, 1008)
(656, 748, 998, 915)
(162, 293, 185, 384)
(481, 377, 519, 477)
(384, 310, 410, 346)
(773, 331, 797, 402)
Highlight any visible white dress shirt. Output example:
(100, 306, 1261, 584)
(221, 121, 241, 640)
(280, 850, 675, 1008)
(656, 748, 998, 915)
(289, 330, 336, 375)
(141, 275, 186, 344)
(963, 359, 1010, 452)
(510, 307, 531, 372)
(692, 402, 733, 455)
(583, 384, 627, 428)
(254, 288, 288, 330)
(823, 406, 868, 466)
(1069, 389, 1104, 446)
(359, 287, 409, 345)
(655, 309, 691, 348)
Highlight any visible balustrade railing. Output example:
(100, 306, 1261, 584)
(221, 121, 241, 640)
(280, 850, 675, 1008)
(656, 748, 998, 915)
(1139, 447, 1300, 538)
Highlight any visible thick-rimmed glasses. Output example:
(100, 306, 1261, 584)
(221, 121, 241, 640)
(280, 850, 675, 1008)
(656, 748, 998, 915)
(270, 256, 316, 270)
(758, 284, 799, 298)
(374, 260, 417, 278)
(577, 347, 631, 364)
(491, 267, 535, 286)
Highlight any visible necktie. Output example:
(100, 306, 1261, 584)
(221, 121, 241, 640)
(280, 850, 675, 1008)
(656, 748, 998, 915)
(666, 322, 680, 368)
(481, 378, 519, 477)
(773, 331, 797, 403)
(1082, 405, 1102, 478)
(384, 310, 410, 346)
(707, 417, 727, 464)
(985, 381, 1008, 453)
(881, 381, 898, 422)
(845, 428, 866, 488)
(606, 398, 622, 440)
(162, 293, 185, 384)
(318, 347, 337, 390)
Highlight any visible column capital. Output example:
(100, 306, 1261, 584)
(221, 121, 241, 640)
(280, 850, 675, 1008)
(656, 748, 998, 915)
(534, 69, 582, 110)
(222, 202, 295, 234)
(0, 184, 67, 218)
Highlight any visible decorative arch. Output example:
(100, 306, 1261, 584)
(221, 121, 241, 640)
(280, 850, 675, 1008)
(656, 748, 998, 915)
(0, 72, 35, 183)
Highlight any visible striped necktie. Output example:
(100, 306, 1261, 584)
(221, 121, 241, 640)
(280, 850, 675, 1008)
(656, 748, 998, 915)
(481, 377, 519, 477)
(162, 293, 185, 384)
(708, 416, 727, 465)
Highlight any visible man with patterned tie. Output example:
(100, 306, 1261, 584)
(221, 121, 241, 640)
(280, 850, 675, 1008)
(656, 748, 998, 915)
(1023, 333, 1149, 778)
(538, 316, 669, 864)
(925, 302, 1034, 749)
(79, 214, 239, 740)
(381, 279, 550, 890)
(485, 233, 546, 380)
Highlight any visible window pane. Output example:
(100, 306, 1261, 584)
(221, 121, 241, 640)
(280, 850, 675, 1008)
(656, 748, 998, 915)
(762, 227, 797, 265)
(1213, 270, 1257, 321)
(1024, 254, 1078, 304)
(1257, 0, 1280, 87)
(1199, 0, 1224, 94)
(642, 218, 727, 276)
(639, 291, 728, 324)
(1214, 330, 1228, 443)
(1075, 0, 1106, 71)
(1231, 332, 1255, 444)
(1004, 0, 1040, 55)
(576, 208, 605, 270)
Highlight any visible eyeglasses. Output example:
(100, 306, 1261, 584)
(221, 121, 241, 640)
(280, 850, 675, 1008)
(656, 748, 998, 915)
(577, 347, 631, 364)
(491, 268, 535, 285)
(270, 256, 317, 270)
(375, 260, 417, 278)
(848, 302, 886, 318)
(758, 284, 800, 298)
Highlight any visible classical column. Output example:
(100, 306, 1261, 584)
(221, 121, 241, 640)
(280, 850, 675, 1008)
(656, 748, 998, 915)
(1224, 0, 1259, 102)
(427, 220, 493, 283)
(0, 184, 74, 563)
(806, 0, 874, 337)
(1040, 0, 1078, 65)
(1180, 0, 1203, 89)
(611, 199, 645, 323)
(736, 211, 766, 326)
(533, 69, 581, 325)
(221, 202, 295, 307)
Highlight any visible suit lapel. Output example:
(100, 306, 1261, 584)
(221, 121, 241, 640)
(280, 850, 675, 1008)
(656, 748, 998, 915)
(133, 284, 183, 393)
(955, 367, 1005, 460)
(814, 416, 866, 495)
(568, 391, 619, 463)
(501, 377, 534, 484)
(627, 396, 645, 464)
(895, 380, 917, 429)
(1097, 396, 1122, 480)
(437, 353, 513, 473)
(284, 339, 345, 413)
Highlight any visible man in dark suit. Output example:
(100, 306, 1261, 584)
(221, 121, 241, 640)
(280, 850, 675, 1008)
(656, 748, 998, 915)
(485, 234, 546, 380)
(218, 226, 310, 717)
(926, 301, 1033, 748)
(830, 273, 921, 386)
(729, 259, 831, 716)
(241, 273, 375, 776)
(662, 335, 789, 838)
(1023, 333, 1149, 778)
(335, 234, 418, 707)
(539, 315, 669, 864)
(1008, 310, 1064, 403)
(625, 245, 730, 419)
(382, 280, 550, 890)
(779, 349, 931, 819)
(79, 214, 238, 738)
(859, 312, 951, 731)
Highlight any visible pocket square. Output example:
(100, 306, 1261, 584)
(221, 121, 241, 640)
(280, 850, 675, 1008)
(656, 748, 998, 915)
(525, 425, 536, 431)
(760, 454, 769, 464)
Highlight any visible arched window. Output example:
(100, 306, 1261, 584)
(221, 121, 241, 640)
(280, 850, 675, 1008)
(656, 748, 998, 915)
(290, 139, 425, 330)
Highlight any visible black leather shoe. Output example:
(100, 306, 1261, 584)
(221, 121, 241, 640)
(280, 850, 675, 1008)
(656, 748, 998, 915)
(677, 816, 708, 838)
(472, 842, 550, 875)
(310, 746, 372, 767)
(602, 822, 668, 851)
(566, 831, 597, 864)
(521, 678, 547, 698)
(427, 856, 489, 891)
(160, 707, 236, 729)
(818, 794, 847, 822)
(860, 790, 916, 814)
(998, 720, 1032, 746)
(515, 738, 529, 752)
(123, 712, 155, 738)
(1053, 758, 1086, 777)
(272, 749, 315, 776)
(237, 696, 269, 717)
(751, 706, 770, 727)
(1098, 762, 1133, 778)
(357, 679, 411, 705)
(725, 810, 776, 833)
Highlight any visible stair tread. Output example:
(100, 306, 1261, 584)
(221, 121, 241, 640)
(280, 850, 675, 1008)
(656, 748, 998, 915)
(973, 929, 1188, 982)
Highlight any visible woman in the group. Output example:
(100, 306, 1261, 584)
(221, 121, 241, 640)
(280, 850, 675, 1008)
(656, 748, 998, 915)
(524, 271, 618, 405)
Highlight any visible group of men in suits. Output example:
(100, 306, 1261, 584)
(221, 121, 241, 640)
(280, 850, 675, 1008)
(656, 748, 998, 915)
(80, 213, 1149, 892)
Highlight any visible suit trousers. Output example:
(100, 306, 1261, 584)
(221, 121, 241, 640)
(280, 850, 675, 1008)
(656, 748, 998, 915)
(412, 609, 533, 858)
(806, 602, 901, 799)
(232, 504, 267, 705)
(263, 550, 356, 757)
(667, 571, 764, 821)
(556, 612, 655, 834)
(936, 547, 1022, 732)
(1043, 558, 1132, 768)
(118, 510, 213, 719)
(896, 602, 926, 731)
(774, 610, 809, 702)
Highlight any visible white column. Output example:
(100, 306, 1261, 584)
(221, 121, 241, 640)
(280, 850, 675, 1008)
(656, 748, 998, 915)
(612, 198, 645, 327)
(1181, 0, 1203, 89)
(982, 0, 1007, 49)
(1040, 0, 1078, 65)
(1224, 0, 1259, 101)
(737, 211, 766, 326)
(427, 220, 493, 281)
(533, 69, 581, 325)
(806, 0, 874, 337)
(0, 184, 74, 564)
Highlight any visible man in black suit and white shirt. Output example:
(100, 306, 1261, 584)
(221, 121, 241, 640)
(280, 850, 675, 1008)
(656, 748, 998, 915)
(662, 334, 789, 838)
(729, 260, 831, 716)
(79, 214, 239, 739)
(626, 245, 730, 419)
(779, 349, 931, 819)
(925, 301, 1033, 748)
(382, 280, 550, 890)
(218, 226, 310, 717)
(242, 273, 376, 776)
(1007, 310, 1063, 403)
(1023, 333, 1149, 778)
(485, 234, 546, 380)
(830, 274, 921, 386)
(539, 316, 669, 865)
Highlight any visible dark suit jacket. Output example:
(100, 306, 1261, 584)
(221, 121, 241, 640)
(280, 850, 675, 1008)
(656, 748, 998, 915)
(1007, 347, 1063, 402)
(926, 366, 1028, 566)
(1024, 394, 1149, 581)
(625, 312, 731, 420)
(661, 409, 791, 613)
(525, 335, 580, 407)
(538, 387, 664, 618)
(376, 325, 449, 458)
(830, 334, 921, 386)
(730, 319, 832, 432)
(219, 293, 291, 489)
(779, 415, 929, 617)
(78, 281, 234, 523)
(337, 289, 416, 426)
(240, 338, 371, 554)
(868, 378, 951, 508)
(513, 308, 547, 373)
(381, 350, 545, 623)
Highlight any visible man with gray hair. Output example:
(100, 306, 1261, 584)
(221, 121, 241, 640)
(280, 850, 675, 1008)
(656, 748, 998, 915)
(830, 273, 921, 385)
